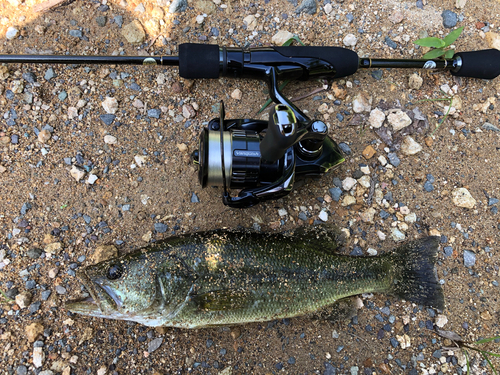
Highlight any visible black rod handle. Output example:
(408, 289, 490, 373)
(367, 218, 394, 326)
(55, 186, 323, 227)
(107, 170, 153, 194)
(451, 49, 500, 80)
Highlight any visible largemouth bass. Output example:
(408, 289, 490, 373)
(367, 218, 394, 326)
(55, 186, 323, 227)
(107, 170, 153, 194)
(66, 228, 444, 328)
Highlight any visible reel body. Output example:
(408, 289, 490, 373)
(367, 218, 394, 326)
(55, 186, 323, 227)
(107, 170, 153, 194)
(194, 102, 345, 208)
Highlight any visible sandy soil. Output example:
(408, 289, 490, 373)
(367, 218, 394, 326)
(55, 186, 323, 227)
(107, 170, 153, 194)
(0, 0, 499, 374)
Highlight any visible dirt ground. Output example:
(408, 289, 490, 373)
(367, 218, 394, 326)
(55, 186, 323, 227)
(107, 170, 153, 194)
(0, 0, 499, 374)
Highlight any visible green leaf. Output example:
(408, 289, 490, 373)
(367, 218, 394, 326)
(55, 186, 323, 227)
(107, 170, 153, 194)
(282, 36, 305, 46)
(444, 49, 455, 59)
(443, 26, 464, 47)
(475, 336, 500, 345)
(414, 37, 445, 48)
(422, 48, 446, 59)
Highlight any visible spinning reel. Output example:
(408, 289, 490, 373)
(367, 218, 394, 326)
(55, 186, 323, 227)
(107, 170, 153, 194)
(192, 80, 344, 208)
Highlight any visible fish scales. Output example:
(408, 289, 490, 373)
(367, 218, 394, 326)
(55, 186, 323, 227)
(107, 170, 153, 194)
(67, 229, 444, 328)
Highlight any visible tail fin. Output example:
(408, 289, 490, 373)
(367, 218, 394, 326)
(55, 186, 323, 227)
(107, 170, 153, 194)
(390, 236, 444, 310)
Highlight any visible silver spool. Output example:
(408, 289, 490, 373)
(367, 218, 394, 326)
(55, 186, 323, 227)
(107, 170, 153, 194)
(206, 130, 233, 187)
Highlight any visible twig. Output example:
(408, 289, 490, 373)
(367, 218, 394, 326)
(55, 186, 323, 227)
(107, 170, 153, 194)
(289, 87, 326, 102)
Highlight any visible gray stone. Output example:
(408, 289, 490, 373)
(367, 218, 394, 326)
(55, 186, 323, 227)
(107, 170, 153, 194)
(96, 16, 107, 27)
(329, 187, 342, 202)
(148, 337, 163, 353)
(20, 202, 32, 215)
(27, 248, 43, 259)
(387, 153, 400, 167)
(441, 10, 458, 28)
(191, 193, 200, 203)
(482, 122, 500, 132)
(169, 0, 187, 13)
(69, 29, 83, 38)
(488, 198, 499, 206)
(114, 15, 123, 28)
(385, 37, 398, 49)
(424, 181, 434, 192)
(22, 72, 37, 84)
(338, 142, 351, 155)
(296, 0, 317, 15)
(100, 114, 116, 125)
(44, 68, 55, 81)
(154, 223, 168, 233)
(463, 250, 476, 267)
(147, 109, 161, 119)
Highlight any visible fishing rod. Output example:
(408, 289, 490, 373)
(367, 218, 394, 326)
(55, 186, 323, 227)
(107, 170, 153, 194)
(1, 44, 499, 208)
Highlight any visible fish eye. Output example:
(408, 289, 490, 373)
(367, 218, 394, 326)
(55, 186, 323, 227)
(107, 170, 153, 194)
(106, 264, 124, 280)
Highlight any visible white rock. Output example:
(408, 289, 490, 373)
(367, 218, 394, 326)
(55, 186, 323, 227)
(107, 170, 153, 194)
(68, 107, 78, 119)
(391, 228, 406, 241)
(435, 314, 448, 328)
(324, 3, 333, 14)
(343, 34, 357, 47)
(70, 166, 85, 182)
(400, 206, 410, 214)
(400, 136, 423, 155)
(318, 211, 328, 222)
(278, 208, 288, 217)
(452, 188, 476, 209)
(396, 334, 411, 350)
(33, 347, 45, 368)
(134, 155, 147, 167)
(404, 212, 417, 223)
(97, 366, 107, 375)
(342, 177, 357, 191)
(378, 155, 388, 166)
(104, 135, 117, 145)
(360, 207, 376, 223)
(102, 97, 118, 114)
(87, 174, 98, 185)
(6, 27, 19, 40)
(272, 30, 294, 45)
(317, 103, 329, 114)
(15, 291, 32, 309)
(341, 195, 356, 206)
(455, 0, 467, 9)
(231, 88, 242, 100)
(196, 15, 205, 24)
(134, 3, 145, 12)
(243, 15, 257, 31)
(358, 175, 371, 188)
(367, 248, 378, 256)
(387, 111, 412, 131)
(182, 104, 196, 119)
(408, 73, 423, 90)
(132, 98, 144, 108)
(369, 108, 385, 128)
(352, 92, 372, 113)
(398, 222, 409, 232)
(360, 165, 370, 174)
(377, 230, 386, 240)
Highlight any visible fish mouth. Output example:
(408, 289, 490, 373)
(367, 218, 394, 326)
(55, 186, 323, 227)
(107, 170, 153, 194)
(66, 269, 119, 316)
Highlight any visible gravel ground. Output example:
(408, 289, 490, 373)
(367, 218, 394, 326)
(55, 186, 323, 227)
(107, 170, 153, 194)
(1, 0, 499, 374)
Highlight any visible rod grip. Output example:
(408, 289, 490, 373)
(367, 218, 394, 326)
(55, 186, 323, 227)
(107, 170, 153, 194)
(451, 49, 500, 80)
(179, 43, 220, 79)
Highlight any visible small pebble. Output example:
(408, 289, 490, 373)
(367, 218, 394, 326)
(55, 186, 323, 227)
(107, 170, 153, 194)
(463, 250, 476, 267)
(441, 10, 458, 28)
(154, 223, 168, 233)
